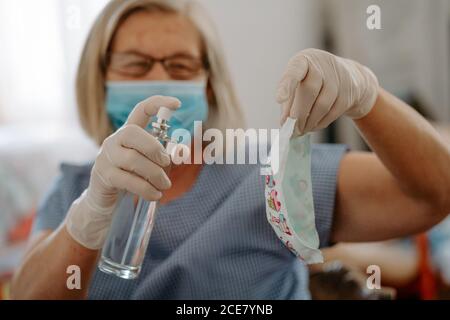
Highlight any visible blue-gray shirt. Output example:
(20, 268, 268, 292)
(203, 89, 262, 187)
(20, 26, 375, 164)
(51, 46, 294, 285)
(32, 143, 347, 299)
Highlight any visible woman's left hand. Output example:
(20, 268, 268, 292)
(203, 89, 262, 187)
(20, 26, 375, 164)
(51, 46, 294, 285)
(276, 48, 379, 135)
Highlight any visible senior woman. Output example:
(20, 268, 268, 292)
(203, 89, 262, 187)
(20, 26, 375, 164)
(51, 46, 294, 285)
(11, 0, 450, 299)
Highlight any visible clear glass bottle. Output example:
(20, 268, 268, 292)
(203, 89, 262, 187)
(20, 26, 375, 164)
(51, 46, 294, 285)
(98, 107, 174, 280)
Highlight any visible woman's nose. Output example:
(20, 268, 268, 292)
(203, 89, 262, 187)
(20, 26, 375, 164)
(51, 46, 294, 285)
(142, 62, 171, 81)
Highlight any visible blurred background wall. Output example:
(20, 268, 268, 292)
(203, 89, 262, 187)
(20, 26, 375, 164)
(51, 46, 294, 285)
(323, 0, 450, 149)
(199, 0, 324, 130)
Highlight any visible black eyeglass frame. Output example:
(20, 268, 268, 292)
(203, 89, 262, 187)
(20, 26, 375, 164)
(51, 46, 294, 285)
(103, 51, 210, 78)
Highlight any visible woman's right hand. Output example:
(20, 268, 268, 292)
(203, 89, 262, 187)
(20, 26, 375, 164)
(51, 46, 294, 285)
(65, 95, 181, 250)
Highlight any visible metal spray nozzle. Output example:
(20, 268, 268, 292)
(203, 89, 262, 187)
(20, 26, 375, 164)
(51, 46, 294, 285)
(152, 106, 175, 146)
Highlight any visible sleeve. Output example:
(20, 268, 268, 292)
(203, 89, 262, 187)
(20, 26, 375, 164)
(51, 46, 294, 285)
(311, 143, 350, 248)
(31, 163, 89, 235)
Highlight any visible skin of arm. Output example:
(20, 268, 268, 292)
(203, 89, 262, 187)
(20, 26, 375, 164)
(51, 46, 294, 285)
(10, 226, 98, 300)
(332, 87, 450, 243)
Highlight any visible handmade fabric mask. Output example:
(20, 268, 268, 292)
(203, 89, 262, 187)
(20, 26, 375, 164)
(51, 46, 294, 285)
(264, 117, 323, 264)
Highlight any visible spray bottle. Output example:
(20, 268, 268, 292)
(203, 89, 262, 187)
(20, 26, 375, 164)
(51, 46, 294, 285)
(98, 106, 175, 279)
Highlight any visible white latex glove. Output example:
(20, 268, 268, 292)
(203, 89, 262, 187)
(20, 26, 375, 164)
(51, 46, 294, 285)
(65, 95, 181, 250)
(276, 48, 379, 135)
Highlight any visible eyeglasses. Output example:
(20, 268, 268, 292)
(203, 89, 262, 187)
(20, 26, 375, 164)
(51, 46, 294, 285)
(105, 51, 208, 80)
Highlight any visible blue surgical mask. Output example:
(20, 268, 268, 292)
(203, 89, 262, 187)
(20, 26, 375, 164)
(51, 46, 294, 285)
(105, 81, 209, 141)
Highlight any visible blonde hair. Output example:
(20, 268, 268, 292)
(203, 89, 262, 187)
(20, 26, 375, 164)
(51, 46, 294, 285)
(76, 0, 245, 145)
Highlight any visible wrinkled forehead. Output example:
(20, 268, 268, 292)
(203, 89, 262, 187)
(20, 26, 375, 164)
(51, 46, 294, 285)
(109, 9, 204, 59)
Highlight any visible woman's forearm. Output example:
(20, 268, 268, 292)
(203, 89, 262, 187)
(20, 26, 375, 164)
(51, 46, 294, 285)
(354, 87, 450, 212)
(10, 224, 99, 299)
